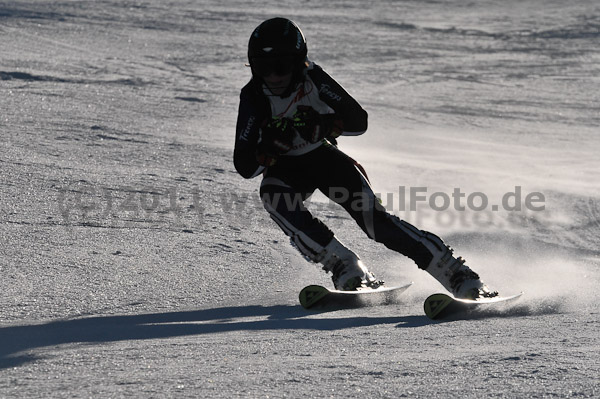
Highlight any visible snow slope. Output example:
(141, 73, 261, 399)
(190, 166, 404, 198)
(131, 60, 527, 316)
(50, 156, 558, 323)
(1, 0, 598, 397)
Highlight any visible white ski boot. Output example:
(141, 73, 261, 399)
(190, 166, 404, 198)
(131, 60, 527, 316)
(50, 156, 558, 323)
(320, 237, 379, 291)
(420, 233, 497, 299)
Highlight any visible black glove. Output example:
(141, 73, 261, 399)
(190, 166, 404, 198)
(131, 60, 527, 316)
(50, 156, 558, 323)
(291, 105, 344, 143)
(255, 117, 295, 166)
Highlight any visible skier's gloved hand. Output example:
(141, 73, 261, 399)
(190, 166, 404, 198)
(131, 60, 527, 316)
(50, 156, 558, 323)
(292, 105, 343, 143)
(255, 117, 295, 167)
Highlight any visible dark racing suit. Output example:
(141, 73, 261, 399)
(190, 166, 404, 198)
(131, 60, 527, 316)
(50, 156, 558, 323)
(234, 62, 442, 269)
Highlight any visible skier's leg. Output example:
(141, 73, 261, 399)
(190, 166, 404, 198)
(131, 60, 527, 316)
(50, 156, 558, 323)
(260, 176, 332, 260)
(320, 146, 496, 299)
(260, 175, 377, 290)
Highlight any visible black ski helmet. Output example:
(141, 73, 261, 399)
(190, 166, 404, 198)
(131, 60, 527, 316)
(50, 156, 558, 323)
(248, 18, 308, 94)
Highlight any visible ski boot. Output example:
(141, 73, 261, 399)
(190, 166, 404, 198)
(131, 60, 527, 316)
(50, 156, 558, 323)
(320, 236, 380, 291)
(421, 234, 497, 299)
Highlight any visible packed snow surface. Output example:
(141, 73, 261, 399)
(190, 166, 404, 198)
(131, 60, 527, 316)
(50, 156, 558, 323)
(1, 0, 599, 397)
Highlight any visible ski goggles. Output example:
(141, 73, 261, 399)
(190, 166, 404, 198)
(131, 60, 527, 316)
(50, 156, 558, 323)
(250, 55, 297, 77)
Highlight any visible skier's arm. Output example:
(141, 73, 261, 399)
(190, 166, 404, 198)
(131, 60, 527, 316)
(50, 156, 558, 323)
(307, 64, 368, 135)
(234, 84, 268, 179)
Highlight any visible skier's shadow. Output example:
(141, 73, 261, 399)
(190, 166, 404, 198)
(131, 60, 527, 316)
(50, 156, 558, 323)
(0, 305, 428, 369)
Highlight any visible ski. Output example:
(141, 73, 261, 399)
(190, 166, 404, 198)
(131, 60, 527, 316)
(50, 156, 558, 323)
(424, 292, 524, 320)
(299, 282, 413, 310)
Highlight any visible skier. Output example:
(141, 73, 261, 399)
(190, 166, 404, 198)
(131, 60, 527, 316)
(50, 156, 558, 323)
(234, 17, 497, 299)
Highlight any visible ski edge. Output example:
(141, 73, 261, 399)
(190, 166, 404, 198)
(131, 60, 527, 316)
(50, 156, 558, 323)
(327, 281, 414, 295)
